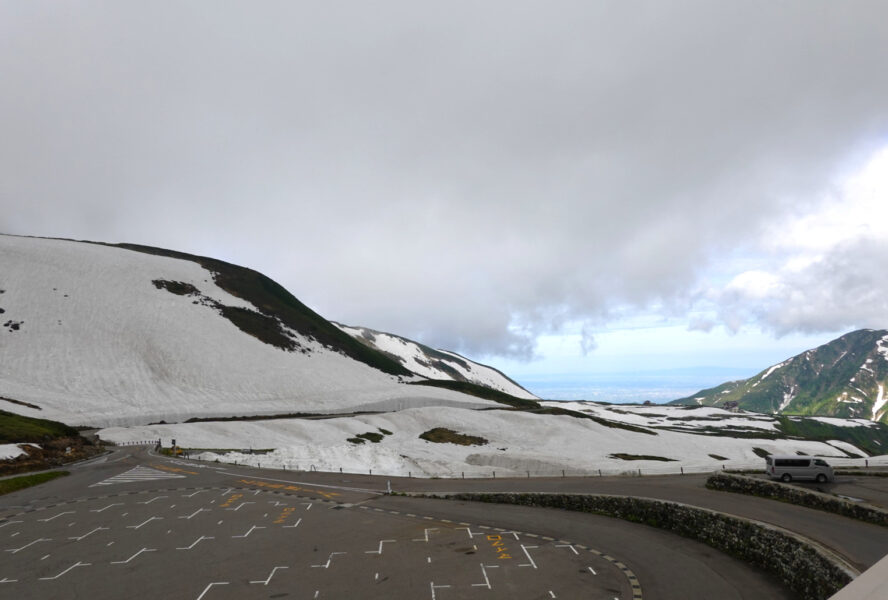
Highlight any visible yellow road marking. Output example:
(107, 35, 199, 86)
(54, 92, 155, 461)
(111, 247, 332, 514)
(220, 493, 243, 508)
(237, 479, 340, 500)
(273, 507, 298, 524)
(487, 534, 512, 560)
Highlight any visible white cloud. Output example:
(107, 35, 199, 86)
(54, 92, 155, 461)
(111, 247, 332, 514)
(701, 145, 888, 337)
(2, 2, 888, 361)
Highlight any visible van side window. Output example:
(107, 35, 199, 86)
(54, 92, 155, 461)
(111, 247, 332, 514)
(775, 459, 810, 467)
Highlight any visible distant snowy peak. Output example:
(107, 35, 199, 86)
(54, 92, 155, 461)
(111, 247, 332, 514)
(672, 329, 888, 423)
(334, 323, 539, 400)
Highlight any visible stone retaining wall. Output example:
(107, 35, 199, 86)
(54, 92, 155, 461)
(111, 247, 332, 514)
(436, 492, 853, 600)
(707, 473, 888, 527)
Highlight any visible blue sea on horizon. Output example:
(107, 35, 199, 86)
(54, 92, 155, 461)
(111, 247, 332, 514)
(518, 368, 759, 404)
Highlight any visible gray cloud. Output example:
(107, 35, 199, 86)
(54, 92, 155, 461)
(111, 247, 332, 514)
(714, 237, 888, 336)
(2, 2, 888, 358)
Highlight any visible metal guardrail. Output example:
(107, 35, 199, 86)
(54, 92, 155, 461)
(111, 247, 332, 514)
(181, 453, 888, 479)
(112, 439, 160, 447)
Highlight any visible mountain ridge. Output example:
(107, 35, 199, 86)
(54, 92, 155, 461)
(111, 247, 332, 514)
(333, 323, 538, 400)
(0, 234, 499, 426)
(670, 329, 888, 423)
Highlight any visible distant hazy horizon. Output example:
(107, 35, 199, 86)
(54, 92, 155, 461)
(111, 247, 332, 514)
(517, 367, 758, 403)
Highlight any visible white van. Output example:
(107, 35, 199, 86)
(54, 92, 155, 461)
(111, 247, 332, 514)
(765, 455, 834, 483)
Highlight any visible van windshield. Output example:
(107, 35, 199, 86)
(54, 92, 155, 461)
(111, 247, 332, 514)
(814, 459, 829, 467)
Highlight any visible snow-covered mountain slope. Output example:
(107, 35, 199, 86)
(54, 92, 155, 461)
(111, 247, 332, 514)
(670, 329, 888, 423)
(0, 235, 495, 427)
(334, 323, 538, 400)
(100, 403, 888, 477)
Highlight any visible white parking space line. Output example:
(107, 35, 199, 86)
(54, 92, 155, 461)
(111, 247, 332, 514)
(519, 545, 539, 569)
(471, 563, 499, 588)
(179, 508, 209, 520)
(137, 495, 167, 505)
(365, 539, 396, 554)
(126, 516, 163, 530)
(177, 536, 214, 550)
(6, 538, 51, 554)
(311, 552, 345, 569)
(413, 528, 438, 542)
(111, 547, 156, 564)
(195, 582, 228, 600)
(69, 526, 109, 541)
(231, 525, 265, 538)
(283, 518, 302, 529)
(556, 544, 579, 555)
(37, 511, 74, 523)
(90, 504, 122, 513)
(38, 561, 90, 580)
(250, 566, 287, 585)
(429, 581, 451, 600)
(0, 521, 22, 529)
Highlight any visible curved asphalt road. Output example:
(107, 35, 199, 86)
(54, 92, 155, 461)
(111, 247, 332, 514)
(3, 446, 873, 599)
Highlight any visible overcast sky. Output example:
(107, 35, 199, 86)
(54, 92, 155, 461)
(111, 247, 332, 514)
(3, 2, 888, 381)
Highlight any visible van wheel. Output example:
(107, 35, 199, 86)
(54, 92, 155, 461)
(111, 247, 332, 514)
(781, 473, 792, 482)
(816, 474, 827, 483)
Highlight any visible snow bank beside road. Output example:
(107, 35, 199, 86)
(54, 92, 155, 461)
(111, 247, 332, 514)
(100, 406, 871, 478)
(0, 443, 38, 460)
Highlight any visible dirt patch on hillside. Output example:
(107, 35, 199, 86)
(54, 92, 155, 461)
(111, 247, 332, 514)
(0, 437, 103, 477)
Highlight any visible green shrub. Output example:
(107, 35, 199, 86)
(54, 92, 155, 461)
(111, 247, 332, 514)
(609, 453, 676, 461)
(419, 428, 487, 446)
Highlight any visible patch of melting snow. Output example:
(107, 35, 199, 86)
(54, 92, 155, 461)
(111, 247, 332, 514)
(778, 387, 796, 412)
(872, 384, 886, 422)
(836, 495, 865, 503)
(760, 361, 787, 381)
(877, 335, 888, 364)
(0, 442, 39, 460)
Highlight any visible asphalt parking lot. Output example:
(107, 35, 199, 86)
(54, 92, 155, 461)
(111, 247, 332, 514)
(2, 447, 830, 599)
(2, 469, 633, 599)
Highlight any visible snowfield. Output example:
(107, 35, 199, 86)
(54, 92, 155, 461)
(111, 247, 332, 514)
(335, 324, 538, 400)
(99, 404, 886, 477)
(0, 235, 494, 426)
(6, 235, 888, 480)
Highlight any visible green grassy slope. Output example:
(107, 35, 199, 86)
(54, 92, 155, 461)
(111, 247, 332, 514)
(0, 410, 80, 443)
